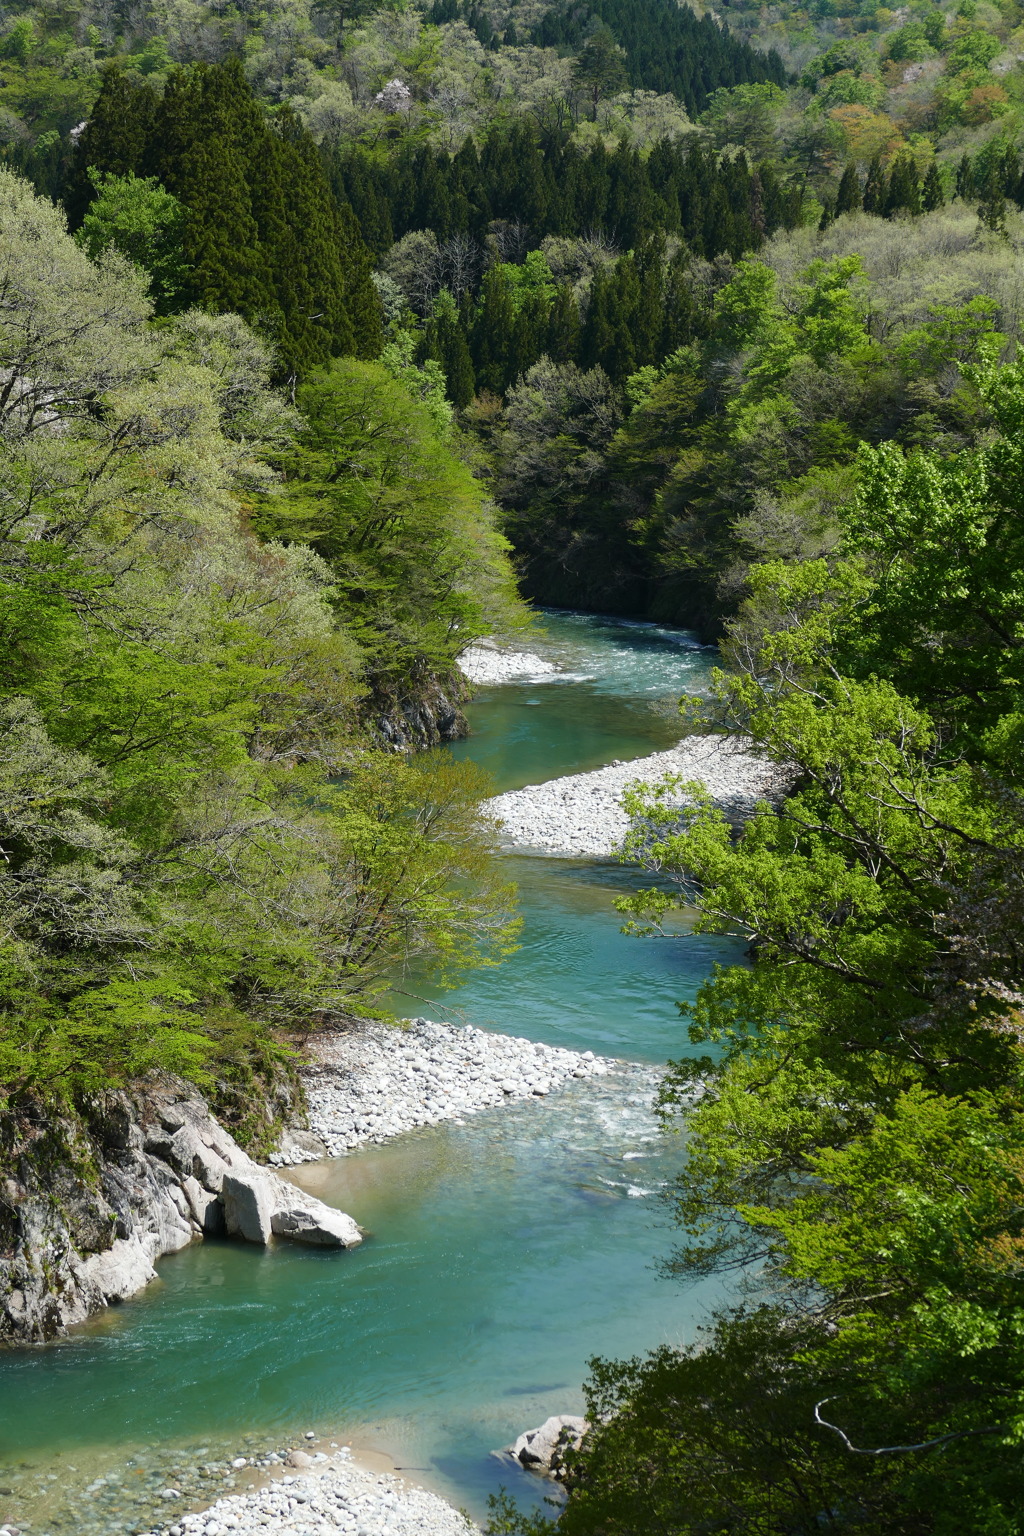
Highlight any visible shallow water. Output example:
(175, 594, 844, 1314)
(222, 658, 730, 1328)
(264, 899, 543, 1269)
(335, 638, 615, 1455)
(450, 610, 715, 793)
(0, 612, 737, 1533)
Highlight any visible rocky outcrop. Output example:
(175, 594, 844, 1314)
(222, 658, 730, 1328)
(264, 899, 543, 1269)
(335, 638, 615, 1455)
(371, 666, 470, 751)
(504, 1416, 590, 1479)
(0, 1077, 362, 1345)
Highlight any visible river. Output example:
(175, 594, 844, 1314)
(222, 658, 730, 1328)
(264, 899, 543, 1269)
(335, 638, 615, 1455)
(0, 612, 744, 1535)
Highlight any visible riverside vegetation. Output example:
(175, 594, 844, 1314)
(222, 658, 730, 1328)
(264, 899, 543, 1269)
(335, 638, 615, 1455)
(2, 0, 1024, 1530)
(0, 165, 524, 1152)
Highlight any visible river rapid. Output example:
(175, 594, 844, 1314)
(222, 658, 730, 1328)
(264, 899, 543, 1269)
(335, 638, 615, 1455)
(0, 612, 744, 1535)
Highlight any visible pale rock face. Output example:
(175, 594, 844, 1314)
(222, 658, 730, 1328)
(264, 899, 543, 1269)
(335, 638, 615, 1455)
(79, 1237, 160, 1304)
(1, 1078, 363, 1343)
(221, 1170, 277, 1244)
(507, 1415, 590, 1478)
(270, 1197, 362, 1248)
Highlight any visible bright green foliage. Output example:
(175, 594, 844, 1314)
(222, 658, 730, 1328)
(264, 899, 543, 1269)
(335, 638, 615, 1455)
(840, 362, 1024, 758)
(254, 358, 520, 707)
(526, 367, 1024, 1534)
(420, 291, 476, 409)
(76, 168, 188, 312)
(700, 82, 787, 159)
(0, 170, 520, 1117)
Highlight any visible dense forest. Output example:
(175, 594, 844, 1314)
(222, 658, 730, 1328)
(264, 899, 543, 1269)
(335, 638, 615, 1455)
(0, 163, 523, 1148)
(3, 0, 1024, 1525)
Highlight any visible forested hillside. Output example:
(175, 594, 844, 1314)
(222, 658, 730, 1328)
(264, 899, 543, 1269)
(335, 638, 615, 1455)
(491, 323, 1024, 1536)
(0, 165, 521, 1145)
(4, 0, 1024, 1523)
(3, 0, 1021, 634)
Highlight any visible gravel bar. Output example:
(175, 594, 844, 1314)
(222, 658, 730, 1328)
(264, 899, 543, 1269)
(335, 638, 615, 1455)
(136, 1447, 477, 1536)
(457, 643, 558, 684)
(487, 735, 792, 858)
(274, 1018, 614, 1164)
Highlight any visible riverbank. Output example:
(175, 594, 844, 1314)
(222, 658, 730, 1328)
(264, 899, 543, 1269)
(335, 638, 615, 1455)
(457, 642, 558, 685)
(0, 1430, 474, 1536)
(486, 735, 792, 858)
(283, 1017, 615, 1163)
(144, 1448, 476, 1536)
(0, 612, 732, 1536)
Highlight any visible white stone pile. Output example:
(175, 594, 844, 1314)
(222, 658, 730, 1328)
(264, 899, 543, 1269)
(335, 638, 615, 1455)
(276, 1018, 613, 1161)
(147, 1449, 477, 1536)
(487, 735, 793, 859)
(457, 642, 559, 685)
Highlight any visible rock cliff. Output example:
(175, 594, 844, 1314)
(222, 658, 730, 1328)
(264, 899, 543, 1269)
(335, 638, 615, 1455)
(0, 1076, 361, 1345)
(370, 665, 469, 750)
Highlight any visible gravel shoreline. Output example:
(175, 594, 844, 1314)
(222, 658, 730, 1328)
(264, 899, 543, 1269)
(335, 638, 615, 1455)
(457, 643, 558, 685)
(487, 735, 791, 859)
(274, 1017, 615, 1165)
(137, 1445, 477, 1536)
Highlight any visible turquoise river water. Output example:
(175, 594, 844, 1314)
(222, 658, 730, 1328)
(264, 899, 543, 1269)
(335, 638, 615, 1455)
(0, 612, 744, 1532)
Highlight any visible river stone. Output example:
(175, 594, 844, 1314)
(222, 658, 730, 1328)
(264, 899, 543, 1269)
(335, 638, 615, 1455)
(270, 1199, 361, 1249)
(221, 1171, 276, 1244)
(276, 1130, 329, 1164)
(509, 1414, 589, 1476)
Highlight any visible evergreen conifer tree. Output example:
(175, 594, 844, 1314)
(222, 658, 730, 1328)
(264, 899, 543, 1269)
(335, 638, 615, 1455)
(65, 68, 158, 228)
(423, 291, 476, 407)
(79, 60, 381, 377)
(546, 288, 583, 365)
(862, 155, 887, 215)
(581, 267, 617, 373)
(956, 154, 974, 200)
(978, 161, 1007, 234)
(922, 160, 945, 211)
(883, 151, 921, 217)
(572, 27, 629, 121)
(835, 163, 862, 215)
(155, 62, 276, 322)
(471, 268, 517, 394)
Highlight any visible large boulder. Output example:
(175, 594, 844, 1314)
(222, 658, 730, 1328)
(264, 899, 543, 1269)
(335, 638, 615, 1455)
(508, 1415, 589, 1478)
(270, 1192, 362, 1248)
(221, 1170, 277, 1243)
(222, 1168, 363, 1249)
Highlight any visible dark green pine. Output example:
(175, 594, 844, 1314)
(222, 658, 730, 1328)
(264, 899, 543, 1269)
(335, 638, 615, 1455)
(922, 161, 945, 212)
(835, 163, 862, 215)
(64, 67, 158, 228)
(546, 287, 582, 366)
(862, 155, 887, 215)
(471, 268, 517, 396)
(883, 152, 921, 217)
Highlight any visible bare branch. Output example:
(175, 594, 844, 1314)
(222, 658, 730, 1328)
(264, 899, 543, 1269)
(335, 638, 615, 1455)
(813, 1399, 1004, 1456)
